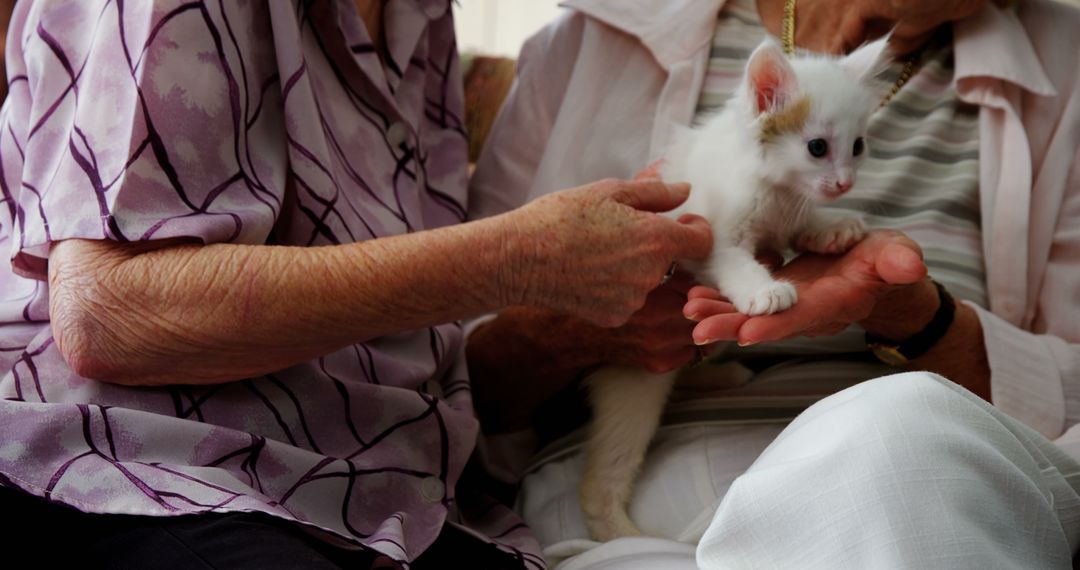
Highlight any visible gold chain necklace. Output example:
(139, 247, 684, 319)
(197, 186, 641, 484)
(782, 0, 920, 109)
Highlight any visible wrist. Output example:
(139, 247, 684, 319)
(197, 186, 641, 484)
(864, 278, 958, 367)
(471, 212, 529, 308)
(860, 277, 940, 341)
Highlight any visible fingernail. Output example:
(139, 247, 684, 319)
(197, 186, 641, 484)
(685, 313, 701, 321)
(695, 338, 714, 346)
(668, 182, 691, 195)
(737, 340, 756, 347)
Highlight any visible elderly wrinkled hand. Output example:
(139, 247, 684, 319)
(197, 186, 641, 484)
(506, 177, 713, 328)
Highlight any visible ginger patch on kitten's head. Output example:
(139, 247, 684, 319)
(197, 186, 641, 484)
(740, 36, 891, 203)
(759, 96, 811, 146)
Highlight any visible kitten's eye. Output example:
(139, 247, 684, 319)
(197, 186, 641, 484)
(807, 139, 828, 158)
(853, 137, 865, 157)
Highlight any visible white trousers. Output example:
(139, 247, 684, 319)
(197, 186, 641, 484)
(523, 373, 1080, 569)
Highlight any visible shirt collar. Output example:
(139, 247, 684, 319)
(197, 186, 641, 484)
(559, 0, 727, 69)
(952, 3, 1055, 97)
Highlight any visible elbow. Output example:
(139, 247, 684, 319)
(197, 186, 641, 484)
(60, 339, 127, 384)
(50, 292, 137, 384)
(49, 271, 148, 386)
(47, 238, 177, 386)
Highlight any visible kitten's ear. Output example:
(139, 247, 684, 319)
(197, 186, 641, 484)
(746, 41, 798, 115)
(841, 35, 893, 81)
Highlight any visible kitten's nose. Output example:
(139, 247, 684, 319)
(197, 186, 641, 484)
(834, 180, 853, 194)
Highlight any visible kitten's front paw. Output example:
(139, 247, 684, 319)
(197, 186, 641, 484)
(732, 280, 797, 315)
(797, 218, 867, 254)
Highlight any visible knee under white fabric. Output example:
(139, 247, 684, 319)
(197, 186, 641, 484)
(696, 372, 1080, 569)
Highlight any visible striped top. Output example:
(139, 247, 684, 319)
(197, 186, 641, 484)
(667, 0, 986, 420)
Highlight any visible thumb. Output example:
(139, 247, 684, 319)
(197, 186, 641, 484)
(875, 242, 927, 285)
(610, 180, 692, 213)
(667, 214, 713, 261)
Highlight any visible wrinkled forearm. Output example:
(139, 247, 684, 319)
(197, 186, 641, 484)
(49, 215, 521, 386)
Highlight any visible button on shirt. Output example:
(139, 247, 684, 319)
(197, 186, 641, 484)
(0, 0, 538, 566)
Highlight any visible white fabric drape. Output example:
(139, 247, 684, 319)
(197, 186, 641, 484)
(525, 373, 1080, 569)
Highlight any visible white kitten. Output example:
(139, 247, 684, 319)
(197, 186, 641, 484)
(580, 38, 890, 542)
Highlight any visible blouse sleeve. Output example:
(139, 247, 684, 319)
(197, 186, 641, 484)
(976, 143, 1080, 440)
(2, 0, 287, 280)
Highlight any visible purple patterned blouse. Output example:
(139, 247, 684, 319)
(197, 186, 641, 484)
(0, 1, 540, 567)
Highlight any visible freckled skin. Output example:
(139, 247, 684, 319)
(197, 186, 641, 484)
(49, 178, 712, 386)
(469, 167, 723, 434)
(511, 180, 712, 327)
